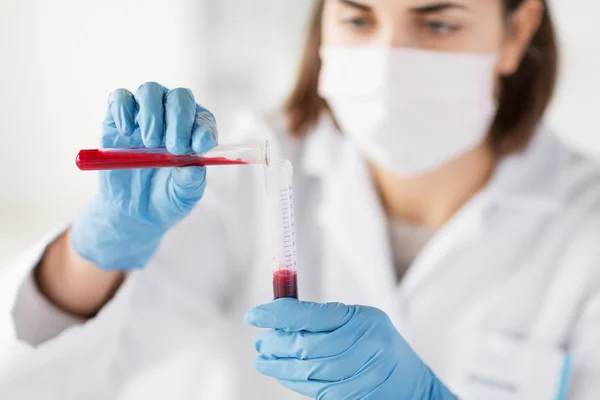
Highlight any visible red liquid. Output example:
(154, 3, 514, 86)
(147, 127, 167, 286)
(273, 269, 298, 300)
(76, 149, 248, 171)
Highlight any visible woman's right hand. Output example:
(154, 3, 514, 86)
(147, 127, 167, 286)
(70, 82, 218, 270)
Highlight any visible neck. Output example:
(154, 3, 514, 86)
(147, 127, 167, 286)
(371, 143, 495, 228)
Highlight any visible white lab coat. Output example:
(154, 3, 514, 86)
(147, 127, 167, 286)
(1, 111, 600, 400)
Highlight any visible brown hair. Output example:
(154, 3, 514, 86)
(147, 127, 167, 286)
(283, 0, 558, 156)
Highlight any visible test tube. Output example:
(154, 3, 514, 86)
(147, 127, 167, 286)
(76, 141, 270, 171)
(264, 160, 298, 300)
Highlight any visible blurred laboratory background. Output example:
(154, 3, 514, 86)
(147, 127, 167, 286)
(0, 0, 598, 265)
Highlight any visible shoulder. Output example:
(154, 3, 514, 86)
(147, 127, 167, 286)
(498, 126, 600, 273)
(513, 128, 600, 315)
(540, 126, 600, 240)
(497, 125, 600, 209)
(226, 109, 300, 159)
(548, 130, 600, 206)
(543, 128, 600, 287)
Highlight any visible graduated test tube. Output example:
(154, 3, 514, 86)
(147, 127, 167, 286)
(264, 160, 298, 300)
(76, 141, 270, 171)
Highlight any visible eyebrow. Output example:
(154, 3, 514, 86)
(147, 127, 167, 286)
(410, 2, 468, 13)
(339, 0, 371, 12)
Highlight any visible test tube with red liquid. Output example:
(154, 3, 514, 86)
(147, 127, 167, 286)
(76, 141, 270, 171)
(265, 160, 298, 300)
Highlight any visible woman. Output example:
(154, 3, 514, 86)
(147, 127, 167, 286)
(2, 0, 599, 398)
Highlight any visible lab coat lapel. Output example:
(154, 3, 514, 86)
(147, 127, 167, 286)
(303, 123, 398, 316)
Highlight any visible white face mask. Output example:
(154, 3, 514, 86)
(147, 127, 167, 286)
(318, 46, 498, 176)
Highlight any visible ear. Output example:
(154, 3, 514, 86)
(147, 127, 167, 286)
(496, 0, 543, 76)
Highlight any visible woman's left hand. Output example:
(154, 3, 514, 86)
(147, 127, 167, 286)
(245, 299, 457, 400)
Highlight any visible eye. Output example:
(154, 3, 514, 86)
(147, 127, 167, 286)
(341, 16, 374, 30)
(425, 21, 459, 34)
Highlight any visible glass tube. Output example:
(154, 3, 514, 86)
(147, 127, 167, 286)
(76, 141, 270, 171)
(264, 160, 298, 300)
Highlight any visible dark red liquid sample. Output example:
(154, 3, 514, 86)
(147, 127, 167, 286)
(273, 269, 298, 300)
(76, 149, 248, 171)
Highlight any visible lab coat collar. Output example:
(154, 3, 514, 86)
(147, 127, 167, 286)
(301, 115, 566, 215)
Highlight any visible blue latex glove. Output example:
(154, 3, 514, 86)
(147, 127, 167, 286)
(245, 299, 457, 400)
(71, 82, 218, 270)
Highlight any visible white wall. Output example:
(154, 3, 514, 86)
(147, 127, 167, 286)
(0, 0, 598, 264)
(546, 0, 600, 157)
(204, 0, 313, 121)
(0, 0, 210, 261)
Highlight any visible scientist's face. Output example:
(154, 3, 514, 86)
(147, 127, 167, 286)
(321, 0, 543, 77)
